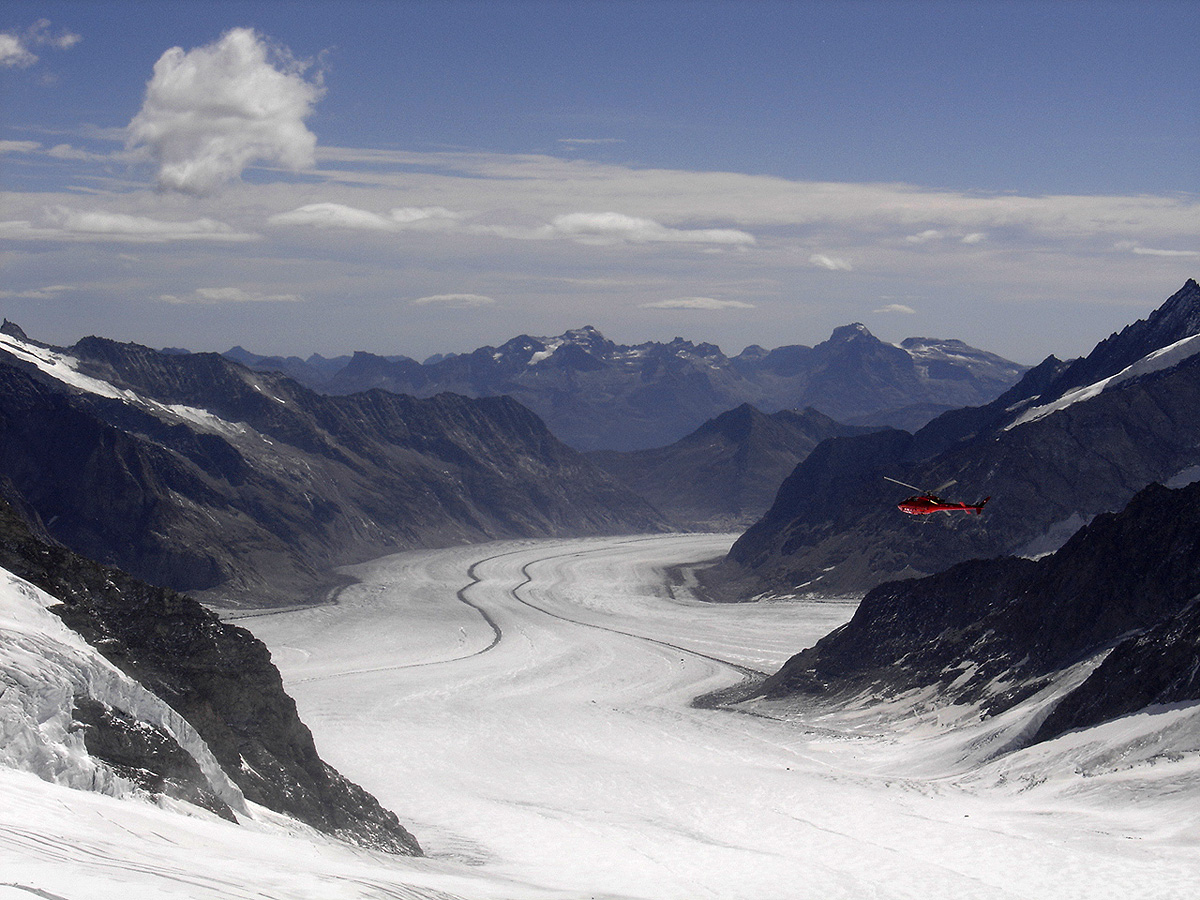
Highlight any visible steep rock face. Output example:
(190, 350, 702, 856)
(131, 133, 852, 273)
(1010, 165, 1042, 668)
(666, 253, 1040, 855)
(0, 497, 421, 854)
(69, 696, 237, 822)
(1032, 600, 1200, 743)
(589, 404, 874, 530)
(759, 481, 1200, 743)
(0, 331, 663, 604)
(231, 324, 1026, 451)
(710, 281, 1200, 597)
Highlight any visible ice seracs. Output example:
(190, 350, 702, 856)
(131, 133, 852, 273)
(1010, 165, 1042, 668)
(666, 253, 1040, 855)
(0, 565, 247, 816)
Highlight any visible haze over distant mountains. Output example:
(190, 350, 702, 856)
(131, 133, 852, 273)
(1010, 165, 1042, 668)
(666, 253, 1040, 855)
(226, 324, 1028, 451)
(590, 404, 875, 530)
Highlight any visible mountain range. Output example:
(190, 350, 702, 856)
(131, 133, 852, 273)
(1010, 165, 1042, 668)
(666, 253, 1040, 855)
(4, 281, 1199, 873)
(227, 324, 1027, 451)
(705, 280, 1200, 598)
(0, 323, 662, 606)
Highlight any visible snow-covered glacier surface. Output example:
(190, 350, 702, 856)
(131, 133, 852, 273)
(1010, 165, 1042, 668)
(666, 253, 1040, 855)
(4, 533, 1200, 899)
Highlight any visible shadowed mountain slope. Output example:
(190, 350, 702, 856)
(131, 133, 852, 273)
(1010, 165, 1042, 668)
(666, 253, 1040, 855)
(754, 479, 1200, 751)
(0, 329, 663, 606)
(590, 404, 874, 530)
(705, 280, 1200, 597)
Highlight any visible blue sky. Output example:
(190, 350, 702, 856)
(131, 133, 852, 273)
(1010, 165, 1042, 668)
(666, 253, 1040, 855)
(2, 0, 1197, 365)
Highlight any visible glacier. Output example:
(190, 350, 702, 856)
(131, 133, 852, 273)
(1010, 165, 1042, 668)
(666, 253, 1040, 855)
(3, 534, 1199, 898)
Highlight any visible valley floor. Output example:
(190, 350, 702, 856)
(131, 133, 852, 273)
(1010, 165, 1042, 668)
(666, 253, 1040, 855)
(4, 533, 1199, 898)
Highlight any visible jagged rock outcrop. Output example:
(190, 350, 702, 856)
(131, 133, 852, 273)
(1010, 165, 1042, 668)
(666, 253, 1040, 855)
(229, 324, 1026, 451)
(756, 480, 1200, 746)
(707, 280, 1200, 597)
(0, 495, 421, 854)
(590, 404, 874, 530)
(0, 329, 663, 604)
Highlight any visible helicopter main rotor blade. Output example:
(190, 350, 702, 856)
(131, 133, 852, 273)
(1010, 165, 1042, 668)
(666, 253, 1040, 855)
(884, 476, 925, 492)
(931, 479, 958, 495)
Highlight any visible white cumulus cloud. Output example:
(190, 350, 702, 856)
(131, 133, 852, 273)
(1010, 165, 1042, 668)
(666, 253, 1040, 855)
(127, 28, 323, 194)
(0, 33, 37, 68)
(640, 297, 756, 310)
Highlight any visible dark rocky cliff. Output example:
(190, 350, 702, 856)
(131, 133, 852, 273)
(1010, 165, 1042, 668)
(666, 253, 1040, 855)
(0, 493, 421, 854)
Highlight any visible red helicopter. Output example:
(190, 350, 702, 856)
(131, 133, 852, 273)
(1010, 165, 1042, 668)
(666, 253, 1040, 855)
(885, 477, 990, 516)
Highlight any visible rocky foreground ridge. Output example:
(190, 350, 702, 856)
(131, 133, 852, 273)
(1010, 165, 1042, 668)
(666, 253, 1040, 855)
(0, 491, 421, 854)
(753, 479, 1200, 749)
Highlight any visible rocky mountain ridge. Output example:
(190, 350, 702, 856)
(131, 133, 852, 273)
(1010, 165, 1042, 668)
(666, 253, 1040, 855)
(227, 324, 1027, 451)
(706, 279, 1200, 597)
(0, 328, 663, 606)
(752, 479, 1200, 751)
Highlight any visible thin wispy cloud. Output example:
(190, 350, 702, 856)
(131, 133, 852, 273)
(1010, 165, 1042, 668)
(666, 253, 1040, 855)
(1131, 246, 1199, 258)
(641, 297, 756, 310)
(410, 293, 496, 308)
(809, 253, 853, 271)
(127, 28, 324, 194)
(160, 287, 303, 304)
(269, 203, 459, 232)
(557, 138, 625, 146)
(0, 19, 80, 69)
(547, 212, 754, 246)
(0, 285, 72, 300)
(874, 303, 916, 314)
(907, 229, 987, 246)
(905, 229, 944, 244)
(0, 206, 256, 242)
(270, 202, 754, 247)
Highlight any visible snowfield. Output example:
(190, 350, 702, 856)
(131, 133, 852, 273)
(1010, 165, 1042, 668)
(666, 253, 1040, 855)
(4, 533, 1200, 898)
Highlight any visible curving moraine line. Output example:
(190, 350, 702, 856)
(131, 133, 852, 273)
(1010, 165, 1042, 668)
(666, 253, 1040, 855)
(506, 549, 769, 680)
(291, 536, 759, 684)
